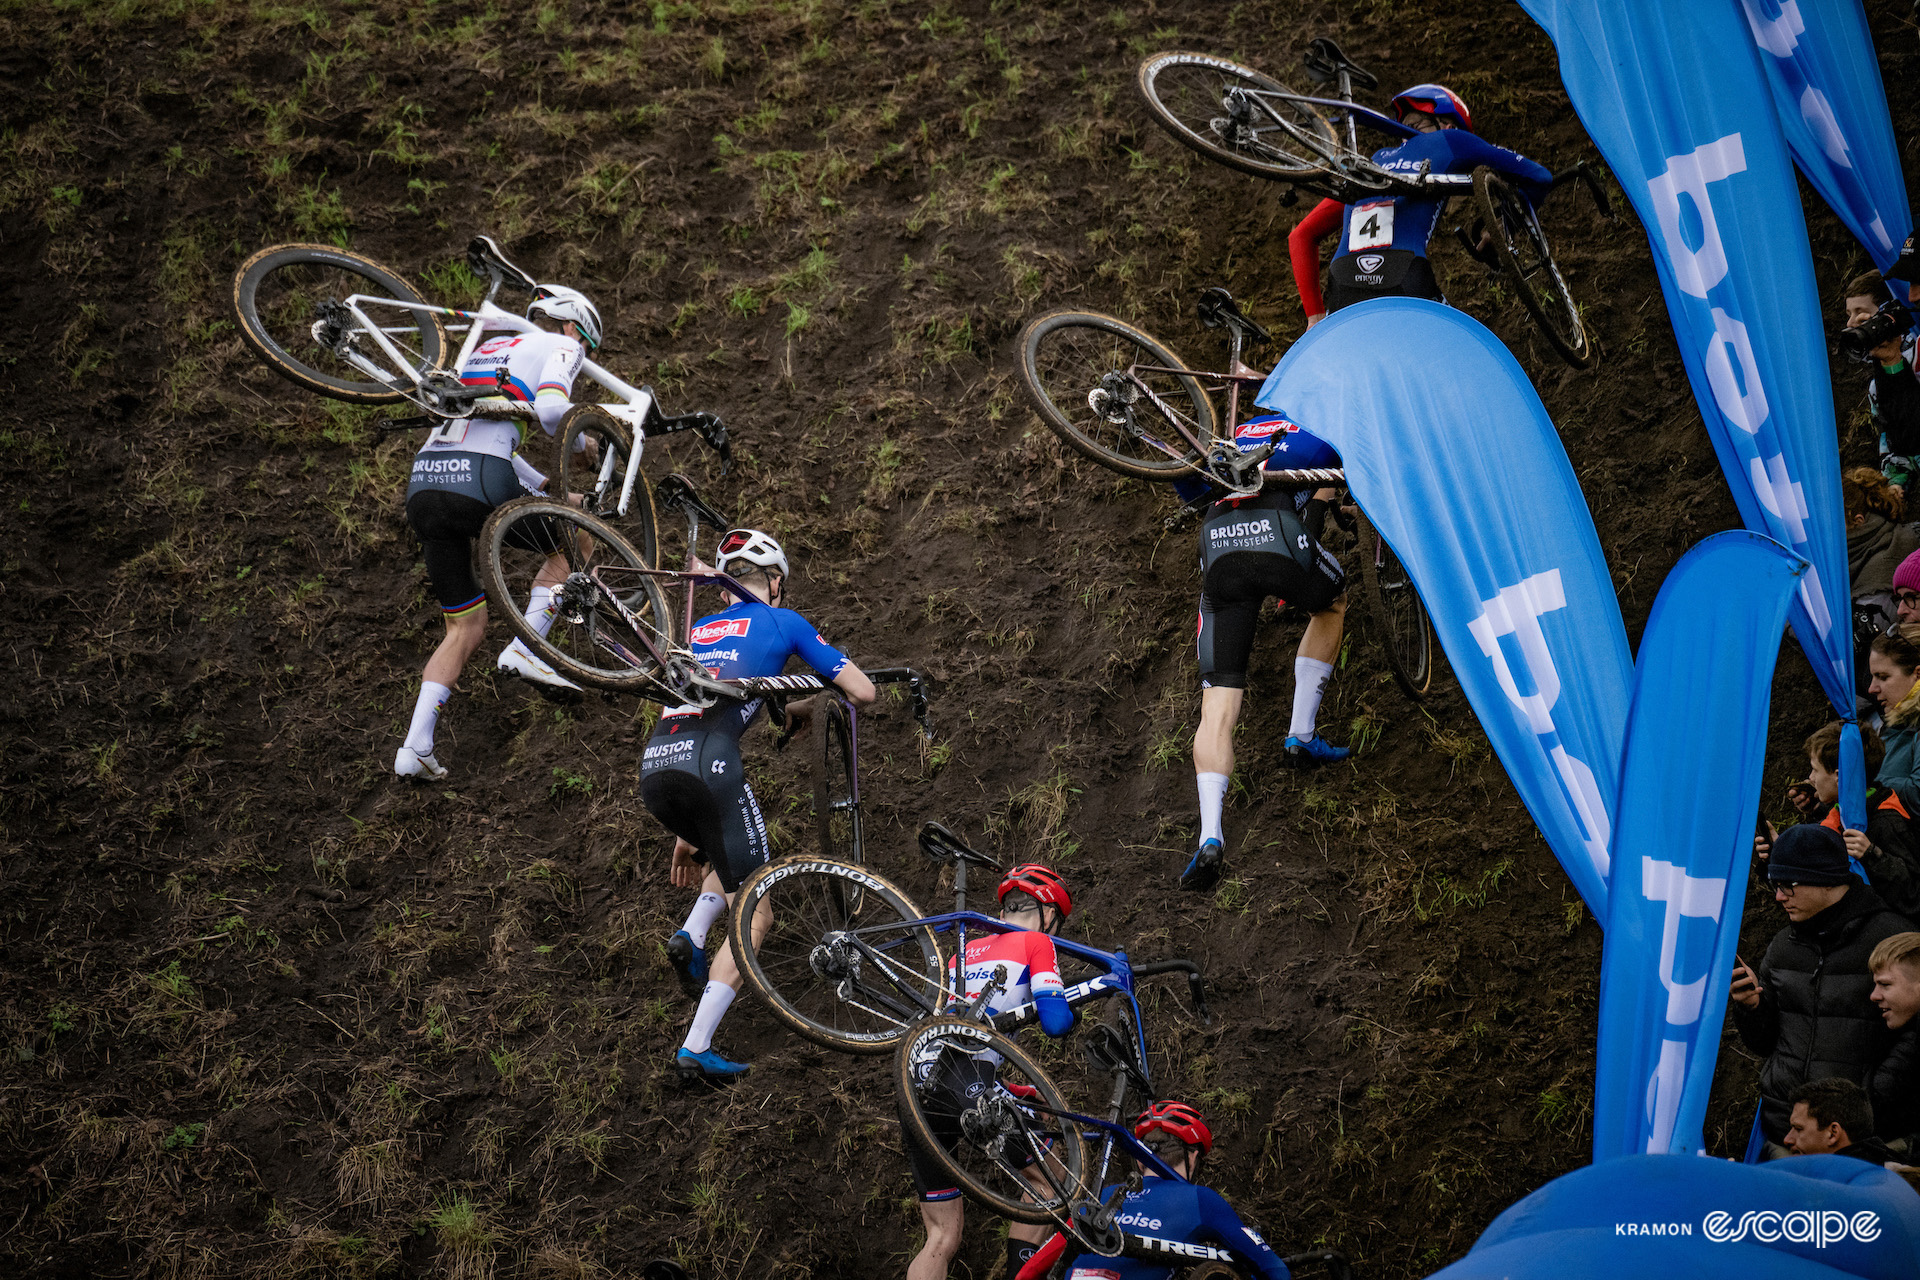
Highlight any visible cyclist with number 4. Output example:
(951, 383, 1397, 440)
(905, 864, 1078, 1280)
(1288, 84, 1551, 323)
(395, 284, 604, 781)
(645, 529, 877, 1083)
(1014, 1102, 1291, 1280)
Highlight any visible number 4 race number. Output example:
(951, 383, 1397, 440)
(1348, 201, 1394, 252)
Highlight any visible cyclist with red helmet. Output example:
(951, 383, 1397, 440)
(1288, 82, 1551, 323)
(903, 863, 1077, 1280)
(1014, 1102, 1292, 1280)
(642, 528, 877, 1083)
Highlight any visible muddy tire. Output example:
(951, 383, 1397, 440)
(1356, 511, 1433, 701)
(1136, 52, 1337, 182)
(554, 404, 659, 567)
(1472, 168, 1593, 369)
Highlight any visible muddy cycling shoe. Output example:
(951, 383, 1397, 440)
(666, 930, 707, 997)
(393, 745, 448, 781)
(1284, 734, 1351, 766)
(1180, 839, 1225, 892)
(497, 638, 583, 703)
(676, 1048, 750, 1085)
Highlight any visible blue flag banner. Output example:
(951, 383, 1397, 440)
(1426, 1154, 1920, 1280)
(1255, 299, 1629, 917)
(1516, 0, 1856, 731)
(1593, 532, 1807, 1162)
(1740, 0, 1912, 272)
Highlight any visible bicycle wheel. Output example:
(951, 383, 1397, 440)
(729, 857, 948, 1054)
(895, 1016, 1088, 1224)
(1136, 52, 1339, 182)
(814, 699, 862, 866)
(232, 243, 447, 404)
(478, 498, 674, 696)
(1356, 511, 1433, 701)
(554, 405, 659, 566)
(1018, 310, 1221, 481)
(1472, 168, 1593, 369)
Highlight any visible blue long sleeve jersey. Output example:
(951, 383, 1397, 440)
(1338, 128, 1551, 260)
(1027, 1179, 1291, 1280)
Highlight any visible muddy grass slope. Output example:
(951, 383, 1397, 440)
(3, 2, 1915, 1277)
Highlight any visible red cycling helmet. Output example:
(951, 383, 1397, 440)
(998, 864, 1072, 920)
(1390, 83, 1474, 133)
(1135, 1101, 1213, 1156)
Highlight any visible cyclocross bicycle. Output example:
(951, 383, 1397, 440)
(1135, 38, 1612, 368)
(232, 235, 730, 563)
(1016, 287, 1433, 700)
(479, 472, 928, 866)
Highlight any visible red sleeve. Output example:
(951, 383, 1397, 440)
(1017, 1232, 1068, 1280)
(1289, 198, 1343, 320)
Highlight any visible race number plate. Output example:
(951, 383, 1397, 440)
(425, 419, 469, 446)
(1347, 200, 1395, 251)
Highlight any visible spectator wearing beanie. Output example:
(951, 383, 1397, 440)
(1729, 823, 1913, 1150)
(1892, 547, 1920, 628)
(1845, 467, 1919, 644)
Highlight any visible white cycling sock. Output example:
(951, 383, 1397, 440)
(1291, 657, 1334, 739)
(405, 681, 451, 755)
(1196, 772, 1229, 846)
(682, 981, 737, 1055)
(680, 892, 727, 948)
(524, 584, 558, 640)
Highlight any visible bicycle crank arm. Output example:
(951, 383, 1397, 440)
(376, 415, 435, 433)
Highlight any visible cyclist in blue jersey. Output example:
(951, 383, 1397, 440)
(642, 528, 877, 1082)
(1288, 83, 1551, 322)
(1014, 1102, 1291, 1280)
(1176, 414, 1349, 893)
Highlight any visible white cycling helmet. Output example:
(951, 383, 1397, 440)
(716, 528, 789, 579)
(528, 284, 603, 350)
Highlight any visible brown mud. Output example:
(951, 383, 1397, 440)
(2, 1, 1915, 1277)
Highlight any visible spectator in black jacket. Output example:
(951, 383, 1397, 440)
(1729, 823, 1913, 1150)
(1844, 270, 1920, 503)
(1753, 722, 1920, 918)
(1868, 931, 1920, 1155)
(1783, 1078, 1905, 1167)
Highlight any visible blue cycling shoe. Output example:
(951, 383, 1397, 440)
(676, 1048, 750, 1084)
(1285, 734, 1351, 766)
(1180, 839, 1226, 892)
(666, 930, 707, 997)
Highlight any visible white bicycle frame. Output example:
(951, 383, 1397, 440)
(326, 294, 656, 518)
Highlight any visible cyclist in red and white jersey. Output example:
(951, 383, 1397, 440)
(904, 864, 1076, 1280)
(395, 284, 603, 781)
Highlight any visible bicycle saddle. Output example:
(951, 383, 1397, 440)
(466, 235, 538, 295)
(653, 473, 731, 529)
(918, 821, 1001, 870)
(1195, 287, 1271, 346)
(1302, 37, 1379, 91)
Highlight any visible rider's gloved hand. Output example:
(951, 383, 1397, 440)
(1034, 991, 1074, 1036)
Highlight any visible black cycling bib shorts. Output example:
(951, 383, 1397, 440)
(404, 450, 542, 618)
(638, 702, 771, 894)
(1196, 495, 1346, 690)
(898, 1049, 1035, 1202)
(1324, 249, 1444, 313)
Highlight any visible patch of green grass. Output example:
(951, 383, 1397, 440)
(725, 284, 764, 316)
(783, 302, 811, 337)
(549, 766, 593, 800)
(163, 1121, 207, 1152)
(702, 35, 726, 80)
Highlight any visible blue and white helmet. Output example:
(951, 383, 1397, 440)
(528, 284, 603, 350)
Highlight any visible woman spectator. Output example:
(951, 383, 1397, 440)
(1869, 625, 1920, 813)
(1845, 469, 1919, 673)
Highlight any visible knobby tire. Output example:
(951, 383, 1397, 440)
(814, 700, 863, 868)
(232, 243, 447, 404)
(729, 857, 946, 1055)
(1356, 511, 1433, 701)
(554, 404, 660, 567)
(1135, 52, 1339, 183)
(1472, 168, 1593, 369)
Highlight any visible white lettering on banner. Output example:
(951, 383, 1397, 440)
(1798, 566, 1834, 638)
(1641, 858, 1726, 1027)
(1869, 213, 1893, 253)
(1466, 571, 1566, 734)
(1550, 747, 1611, 878)
(1799, 87, 1853, 169)
(1704, 308, 1770, 433)
(1647, 134, 1748, 298)
(1739, 0, 1803, 58)
(1749, 453, 1810, 545)
(1644, 1038, 1689, 1154)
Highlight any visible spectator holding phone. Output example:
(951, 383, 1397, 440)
(1729, 823, 1911, 1153)
(1757, 723, 1920, 918)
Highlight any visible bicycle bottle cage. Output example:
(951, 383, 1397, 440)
(1301, 36, 1378, 91)
(1195, 287, 1271, 347)
(466, 235, 539, 300)
(918, 820, 1001, 870)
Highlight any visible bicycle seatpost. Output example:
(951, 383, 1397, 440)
(953, 857, 968, 915)
(1338, 68, 1357, 155)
